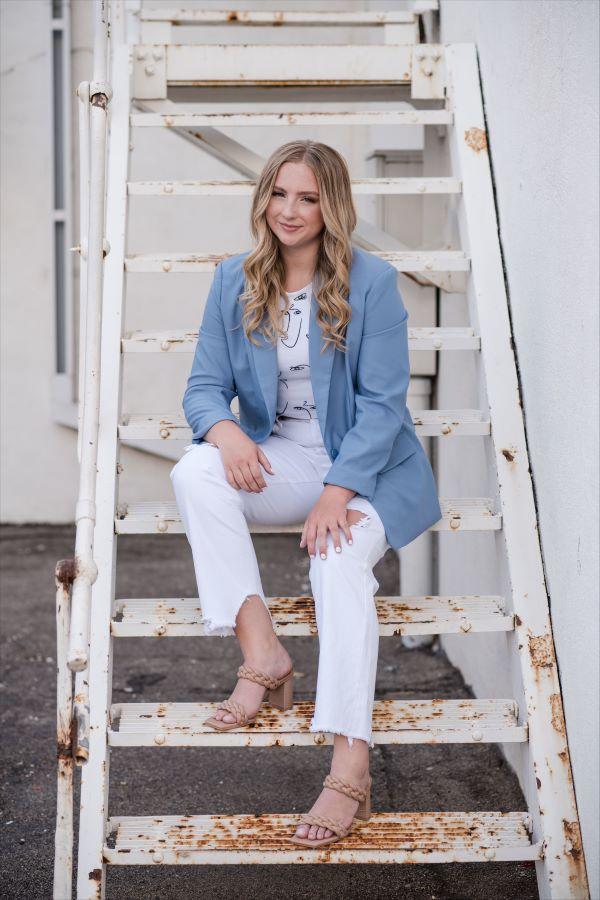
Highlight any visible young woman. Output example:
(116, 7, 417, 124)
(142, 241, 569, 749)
(170, 140, 442, 848)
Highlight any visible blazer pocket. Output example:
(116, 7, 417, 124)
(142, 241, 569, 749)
(380, 427, 418, 473)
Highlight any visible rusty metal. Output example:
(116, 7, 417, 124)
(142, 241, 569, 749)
(464, 126, 488, 153)
(103, 811, 541, 864)
(53, 561, 75, 899)
(111, 594, 512, 638)
(108, 698, 526, 748)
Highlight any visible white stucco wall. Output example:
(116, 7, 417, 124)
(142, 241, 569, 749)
(437, 2, 599, 895)
(1, 0, 79, 522)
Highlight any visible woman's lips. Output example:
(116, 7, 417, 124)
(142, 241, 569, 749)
(280, 222, 302, 232)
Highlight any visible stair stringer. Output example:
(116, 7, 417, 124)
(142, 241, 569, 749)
(443, 43, 589, 899)
(75, 44, 130, 900)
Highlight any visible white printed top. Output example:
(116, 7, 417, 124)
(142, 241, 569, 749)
(273, 281, 317, 426)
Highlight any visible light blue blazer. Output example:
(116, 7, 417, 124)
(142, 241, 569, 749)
(183, 246, 442, 549)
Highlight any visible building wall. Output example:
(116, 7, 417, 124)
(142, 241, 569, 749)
(1, 0, 78, 522)
(436, 2, 599, 894)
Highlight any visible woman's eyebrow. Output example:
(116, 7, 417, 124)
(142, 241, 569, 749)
(273, 185, 319, 197)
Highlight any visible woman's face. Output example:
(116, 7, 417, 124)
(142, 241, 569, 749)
(265, 161, 325, 249)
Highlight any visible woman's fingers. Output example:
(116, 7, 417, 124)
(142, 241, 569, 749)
(340, 517, 353, 545)
(243, 461, 266, 493)
(257, 448, 274, 475)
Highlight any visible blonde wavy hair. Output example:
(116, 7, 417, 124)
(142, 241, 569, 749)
(238, 140, 357, 354)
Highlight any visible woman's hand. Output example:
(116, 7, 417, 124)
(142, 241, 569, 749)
(300, 485, 357, 559)
(204, 421, 274, 493)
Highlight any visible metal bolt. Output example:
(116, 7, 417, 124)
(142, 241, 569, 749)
(162, 261, 172, 272)
(415, 51, 424, 61)
(433, 338, 442, 349)
(165, 115, 174, 126)
(157, 520, 168, 533)
(136, 49, 147, 61)
(152, 49, 163, 61)
(423, 67, 433, 77)
(151, 850, 164, 862)
(441, 425, 451, 435)
(154, 623, 167, 636)
(145, 64, 155, 76)
(471, 728, 483, 741)
(160, 341, 171, 351)
(163, 183, 173, 194)
(159, 428, 170, 439)
(484, 847, 496, 860)
(154, 733, 166, 745)
(460, 619, 472, 633)
(449, 517, 461, 530)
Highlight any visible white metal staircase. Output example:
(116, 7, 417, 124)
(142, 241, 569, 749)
(54, 2, 590, 898)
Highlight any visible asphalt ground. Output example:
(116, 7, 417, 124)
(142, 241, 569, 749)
(0, 524, 538, 899)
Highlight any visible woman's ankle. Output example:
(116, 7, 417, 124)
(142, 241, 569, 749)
(244, 637, 291, 674)
(331, 737, 370, 782)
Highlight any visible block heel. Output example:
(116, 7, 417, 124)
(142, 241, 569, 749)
(268, 673, 294, 711)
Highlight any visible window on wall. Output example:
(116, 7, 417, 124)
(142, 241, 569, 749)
(50, 0, 73, 382)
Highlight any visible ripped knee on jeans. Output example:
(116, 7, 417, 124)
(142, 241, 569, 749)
(347, 509, 372, 529)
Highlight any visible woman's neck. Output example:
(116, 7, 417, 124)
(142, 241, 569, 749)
(280, 239, 319, 292)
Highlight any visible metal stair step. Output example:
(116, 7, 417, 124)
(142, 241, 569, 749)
(122, 326, 480, 353)
(119, 409, 491, 442)
(114, 498, 501, 534)
(124, 250, 470, 274)
(127, 177, 462, 196)
(119, 409, 491, 441)
(133, 43, 424, 88)
(138, 7, 428, 27)
(109, 698, 525, 747)
(130, 109, 453, 128)
(104, 811, 540, 865)
(111, 594, 512, 638)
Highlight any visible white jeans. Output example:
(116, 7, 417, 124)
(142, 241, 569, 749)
(169, 416, 391, 746)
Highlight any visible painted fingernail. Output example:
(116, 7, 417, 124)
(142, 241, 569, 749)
(335, 546, 341, 553)
(320, 553, 326, 559)
(348, 539, 353, 545)
(310, 553, 315, 559)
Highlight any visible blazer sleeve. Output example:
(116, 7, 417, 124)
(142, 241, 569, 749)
(322, 265, 410, 500)
(182, 262, 240, 441)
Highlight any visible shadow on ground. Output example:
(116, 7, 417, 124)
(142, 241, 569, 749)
(0, 524, 538, 899)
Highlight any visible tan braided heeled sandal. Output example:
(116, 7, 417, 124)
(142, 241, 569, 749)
(289, 772, 372, 848)
(203, 663, 294, 732)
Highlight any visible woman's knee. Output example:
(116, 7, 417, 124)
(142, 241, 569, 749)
(170, 443, 224, 490)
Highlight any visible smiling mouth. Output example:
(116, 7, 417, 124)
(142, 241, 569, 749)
(280, 222, 302, 230)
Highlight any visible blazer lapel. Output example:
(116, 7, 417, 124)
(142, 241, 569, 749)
(249, 279, 335, 438)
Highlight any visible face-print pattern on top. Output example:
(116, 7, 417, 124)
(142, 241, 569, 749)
(275, 282, 317, 424)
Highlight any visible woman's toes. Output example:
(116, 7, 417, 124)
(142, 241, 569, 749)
(295, 824, 309, 839)
(308, 825, 318, 841)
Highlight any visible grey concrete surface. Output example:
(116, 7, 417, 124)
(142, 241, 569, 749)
(0, 524, 538, 899)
